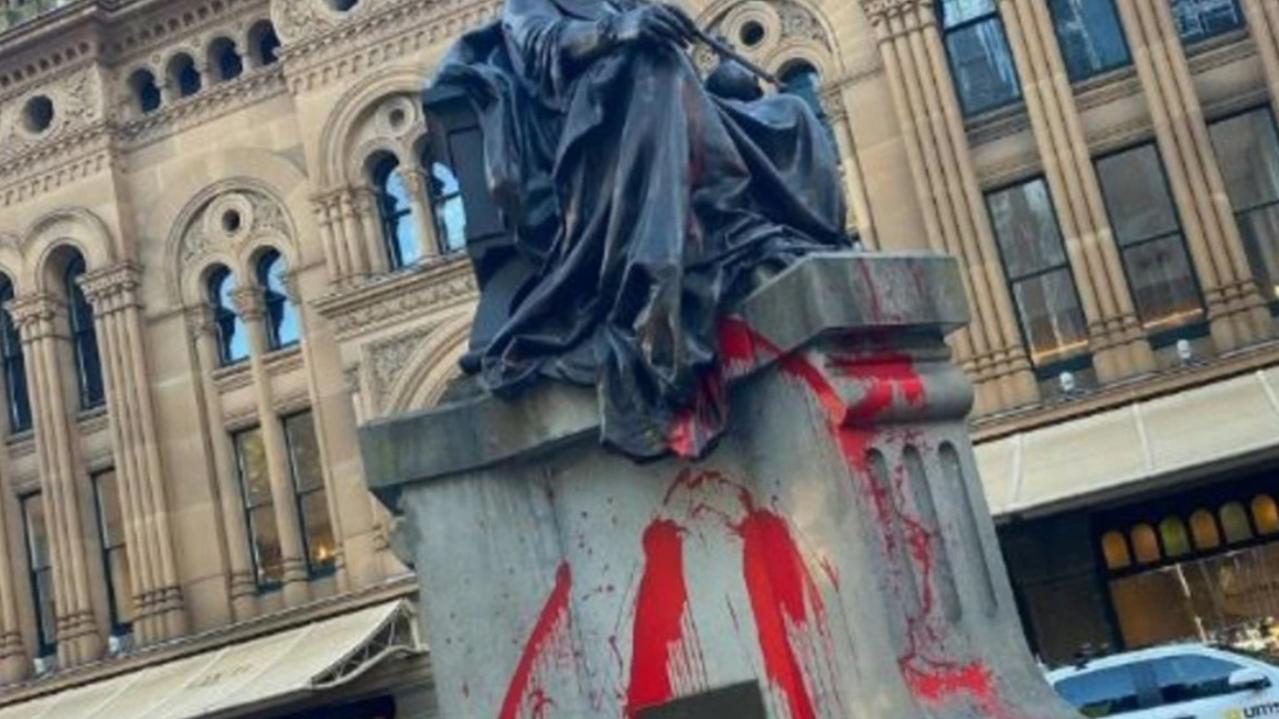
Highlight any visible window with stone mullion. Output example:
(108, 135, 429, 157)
(939, 0, 1023, 117)
(65, 256, 104, 410)
(0, 279, 31, 433)
(283, 411, 335, 578)
(21, 493, 55, 658)
(232, 427, 284, 592)
(1208, 106, 1279, 310)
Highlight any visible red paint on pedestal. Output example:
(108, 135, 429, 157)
(498, 562, 573, 719)
(625, 519, 705, 717)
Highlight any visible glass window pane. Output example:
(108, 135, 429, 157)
(249, 506, 283, 587)
(284, 412, 324, 493)
(1121, 236, 1204, 330)
(108, 548, 134, 624)
(1220, 502, 1253, 544)
(1209, 109, 1279, 211)
(1171, 0, 1246, 44)
(1012, 270, 1090, 366)
(944, 18, 1022, 115)
(1253, 495, 1279, 535)
(35, 570, 55, 650)
(394, 211, 420, 266)
(235, 428, 271, 508)
(1096, 145, 1182, 244)
(94, 471, 125, 548)
(989, 179, 1069, 277)
(301, 491, 336, 572)
(23, 496, 48, 570)
(1049, 0, 1131, 82)
(940, 0, 999, 27)
(1102, 531, 1132, 569)
(1190, 509, 1221, 550)
(1152, 655, 1241, 703)
(1131, 524, 1161, 564)
(1159, 517, 1191, 558)
(1054, 666, 1141, 716)
(1237, 204, 1279, 303)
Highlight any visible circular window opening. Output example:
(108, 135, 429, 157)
(22, 95, 54, 134)
(221, 209, 242, 234)
(388, 107, 407, 129)
(329, 0, 360, 11)
(739, 21, 765, 47)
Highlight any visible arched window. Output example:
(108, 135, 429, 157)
(248, 21, 281, 67)
(0, 278, 31, 434)
(372, 155, 420, 269)
(1220, 502, 1254, 544)
(65, 255, 104, 410)
(938, 0, 1022, 116)
(128, 69, 161, 115)
(1129, 524, 1160, 564)
(428, 161, 467, 254)
(168, 53, 201, 98)
(256, 250, 300, 351)
(1158, 517, 1191, 558)
(208, 266, 249, 366)
(1253, 495, 1279, 535)
(1190, 509, 1221, 550)
(207, 37, 243, 83)
(1101, 531, 1131, 570)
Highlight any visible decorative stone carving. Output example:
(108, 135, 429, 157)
(859, 0, 933, 25)
(775, 0, 832, 47)
(366, 325, 437, 408)
(327, 271, 477, 337)
(0, 67, 102, 164)
(271, 0, 373, 45)
(179, 187, 293, 269)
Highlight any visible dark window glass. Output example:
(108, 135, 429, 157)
(250, 21, 281, 67)
(939, 0, 1022, 116)
(373, 155, 421, 269)
(1151, 654, 1242, 703)
(1208, 107, 1279, 308)
(65, 255, 105, 410)
(429, 162, 467, 255)
(1172, 0, 1246, 44)
(0, 279, 31, 433)
(1054, 665, 1144, 716)
(207, 266, 249, 366)
(284, 411, 336, 576)
(21, 493, 55, 657)
(129, 70, 161, 114)
(209, 38, 243, 83)
(987, 177, 1090, 367)
(93, 470, 133, 634)
(1048, 0, 1132, 82)
(170, 54, 201, 98)
(1095, 144, 1204, 334)
(233, 427, 283, 590)
(255, 250, 300, 351)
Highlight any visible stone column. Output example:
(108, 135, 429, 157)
(337, 190, 371, 277)
(184, 305, 258, 621)
(79, 264, 187, 643)
(860, 0, 1038, 415)
(8, 294, 101, 668)
(351, 186, 390, 276)
(1113, 0, 1272, 350)
(0, 489, 26, 683)
(1240, 0, 1279, 117)
(310, 194, 345, 284)
(231, 287, 310, 607)
(996, 0, 1154, 381)
(399, 168, 442, 259)
(823, 82, 878, 246)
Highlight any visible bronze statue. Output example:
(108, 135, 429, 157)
(432, 0, 849, 459)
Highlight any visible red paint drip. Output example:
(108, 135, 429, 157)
(625, 520, 705, 717)
(498, 562, 573, 719)
(735, 500, 825, 719)
(666, 369, 727, 459)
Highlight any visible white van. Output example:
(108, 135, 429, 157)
(1047, 644, 1279, 718)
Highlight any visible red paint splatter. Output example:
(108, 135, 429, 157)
(498, 562, 573, 719)
(625, 520, 706, 717)
(667, 369, 727, 459)
(735, 499, 825, 719)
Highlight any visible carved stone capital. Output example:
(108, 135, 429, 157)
(78, 262, 142, 315)
(230, 286, 266, 321)
(183, 303, 218, 340)
(860, 0, 933, 25)
(8, 293, 64, 341)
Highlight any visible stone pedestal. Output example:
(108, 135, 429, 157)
(360, 252, 1079, 718)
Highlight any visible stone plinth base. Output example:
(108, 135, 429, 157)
(361, 253, 1078, 718)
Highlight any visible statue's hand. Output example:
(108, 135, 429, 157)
(608, 3, 698, 47)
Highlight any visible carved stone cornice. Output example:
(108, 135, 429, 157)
(312, 256, 477, 341)
(0, 122, 112, 207)
(78, 261, 142, 316)
(115, 67, 288, 149)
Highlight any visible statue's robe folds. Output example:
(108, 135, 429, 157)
(435, 0, 849, 459)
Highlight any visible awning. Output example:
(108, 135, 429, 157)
(0, 599, 420, 719)
(977, 365, 1279, 519)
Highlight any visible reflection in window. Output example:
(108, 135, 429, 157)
(1152, 655, 1241, 702)
(248, 20, 281, 67)
(233, 426, 283, 590)
(1190, 509, 1221, 550)
(986, 177, 1090, 368)
(208, 38, 243, 83)
(1208, 108, 1279, 309)
(256, 250, 300, 351)
(129, 69, 161, 115)
(65, 254, 105, 410)
(168, 54, 201, 98)
(1159, 517, 1191, 558)
(939, 0, 1022, 116)
(93, 470, 133, 634)
(1220, 502, 1253, 544)
(1095, 144, 1204, 334)
(1055, 666, 1141, 717)
(1253, 495, 1279, 535)
(429, 162, 467, 255)
(1171, 0, 1246, 44)
(1102, 531, 1132, 570)
(373, 155, 421, 269)
(21, 493, 55, 657)
(1131, 524, 1161, 564)
(208, 266, 249, 366)
(0, 278, 30, 434)
(284, 411, 336, 577)
(1048, 0, 1131, 82)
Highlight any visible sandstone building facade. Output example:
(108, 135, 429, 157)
(0, 0, 1269, 715)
